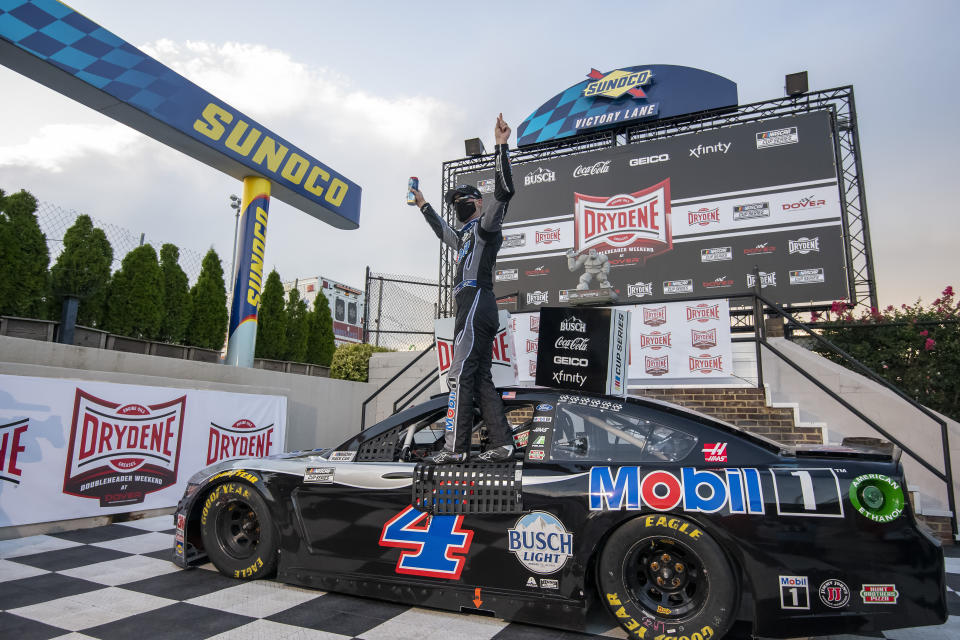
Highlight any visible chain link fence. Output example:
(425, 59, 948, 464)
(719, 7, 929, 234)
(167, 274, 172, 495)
(364, 270, 445, 351)
(36, 201, 207, 284)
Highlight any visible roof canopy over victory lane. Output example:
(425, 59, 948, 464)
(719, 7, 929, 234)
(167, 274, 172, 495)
(0, 0, 361, 229)
(516, 64, 738, 147)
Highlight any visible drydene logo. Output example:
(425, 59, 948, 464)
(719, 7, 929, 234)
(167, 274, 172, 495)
(535, 228, 561, 244)
(0, 418, 28, 485)
(643, 306, 667, 326)
(628, 282, 653, 298)
(583, 67, 652, 99)
(207, 419, 276, 465)
(645, 355, 669, 376)
(687, 304, 720, 323)
(508, 511, 574, 574)
(688, 207, 720, 226)
(639, 331, 671, 350)
(526, 339, 538, 354)
(527, 291, 549, 305)
(525, 167, 556, 186)
(574, 179, 672, 263)
(63, 389, 186, 506)
(747, 272, 777, 288)
(691, 328, 718, 349)
(530, 315, 540, 332)
(560, 316, 587, 333)
(702, 442, 727, 462)
(690, 354, 723, 374)
(789, 237, 820, 254)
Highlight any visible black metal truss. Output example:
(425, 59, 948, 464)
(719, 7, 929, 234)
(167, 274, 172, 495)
(438, 86, 877, 318)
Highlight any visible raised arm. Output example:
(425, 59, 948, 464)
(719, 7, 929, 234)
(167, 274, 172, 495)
(480, 113, 514, 234)
(413, 188, 457, 249)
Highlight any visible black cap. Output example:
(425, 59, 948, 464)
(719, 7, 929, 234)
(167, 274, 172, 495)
(443, 184, 483, 204)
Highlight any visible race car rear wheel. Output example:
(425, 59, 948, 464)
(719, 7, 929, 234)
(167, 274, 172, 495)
(598, 515, 736, 640)
(199, 482, 278, 580)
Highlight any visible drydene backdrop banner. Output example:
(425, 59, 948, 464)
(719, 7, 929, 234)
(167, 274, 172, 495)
(0, 375, 286, 527)
(434, 311, 518, 393)
(471, 110, 846, 312)
(509, 299, 732, 384)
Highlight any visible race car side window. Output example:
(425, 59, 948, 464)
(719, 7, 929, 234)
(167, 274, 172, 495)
(552, 403, 697, 463)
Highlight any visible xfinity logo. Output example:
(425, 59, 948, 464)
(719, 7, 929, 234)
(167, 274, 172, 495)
(689, 142, 731, 158)
(629, 153, 669, 167)
(552, 370, 587, 387)
(572, 161, 611, 178)
(525, 167, 556, 186)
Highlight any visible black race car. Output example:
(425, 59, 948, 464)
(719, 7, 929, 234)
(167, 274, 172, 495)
(172, 388, 946, 639)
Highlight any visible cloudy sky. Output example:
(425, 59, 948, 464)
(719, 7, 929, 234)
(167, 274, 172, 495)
(1, 0, 958, 308)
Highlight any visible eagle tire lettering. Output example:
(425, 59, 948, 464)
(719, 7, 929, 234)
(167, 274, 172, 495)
(598, 517, 733, 640)
(199, 481, 278, 580)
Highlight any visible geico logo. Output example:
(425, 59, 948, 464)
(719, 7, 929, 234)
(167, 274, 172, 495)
(193, 103, 348, 207)
(629, 153, 669, 166)
(553, 355, 588, 367)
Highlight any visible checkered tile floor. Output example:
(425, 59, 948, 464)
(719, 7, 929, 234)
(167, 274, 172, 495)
(1, 516, 958, 640)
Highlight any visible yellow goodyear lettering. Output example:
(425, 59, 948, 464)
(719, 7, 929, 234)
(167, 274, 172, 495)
(606, 593, 622, 606)
(615, 606, 630, 619)
(656, 605, 671, 615)
(193, 103, 232, 140)
(234, 556, 264, 578)
(201, 487, 221, 525)
(209, 469, 259, 484)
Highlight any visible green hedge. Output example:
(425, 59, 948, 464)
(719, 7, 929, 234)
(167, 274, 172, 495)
(330, 343, 392, 382)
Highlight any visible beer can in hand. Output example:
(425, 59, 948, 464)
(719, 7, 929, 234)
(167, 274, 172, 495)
(406, 177, 419, 206)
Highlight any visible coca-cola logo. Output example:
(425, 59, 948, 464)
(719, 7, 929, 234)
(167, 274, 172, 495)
(63, 389, 185, 506)
(525, 167, 556, 186)
(555, 336, 589, 351)
(207, 419, 277, 465)
(572, 160, 611, 178)
(574, 179, 672, 263)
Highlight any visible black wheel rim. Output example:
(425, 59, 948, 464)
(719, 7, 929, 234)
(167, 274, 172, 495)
(215, 498, 260, 560)
(623, 536, 708, 619)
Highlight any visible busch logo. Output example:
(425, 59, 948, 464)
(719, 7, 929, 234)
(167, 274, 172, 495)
(560, 316, 587, 333)
(574, 179, 672, 262)
(0, 418, 28, 485)
(645, 355, 669, 376)
(688, 207, 720, 226)
(686, 304, 720, 323)
(572, 161, 611, 178)
(702, 442, 728, 462)
(701, 247, 732, 262)
(747, 272, 777, 288)
(643, 306, 667, 326)
(207, 419, 276, 465)
(789, 237, 820, 254)
(783, 195, 826, 210)
(508, 512, 574, 574)
(527, 291, 549, 305)
(627, 281, 653, 298)
(639, 331, 672, 350)
(690, 354, 723, 374)
(63, 389, 185, 506)
(526, 339, 538, 354)
(691, 328, 718, 349)
(525, 167, 556, 186)
(535, 228, 561, 244)
(555, 336, 589, 351)
(530, 315, 540, 332)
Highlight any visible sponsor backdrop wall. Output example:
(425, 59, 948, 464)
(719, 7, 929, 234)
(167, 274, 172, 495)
(434, 311, 517, 392)
(472, 111, 846, 313)
(0, 374, 285, 527)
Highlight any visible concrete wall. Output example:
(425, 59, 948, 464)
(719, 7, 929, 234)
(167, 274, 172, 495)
(763, 337, 960, 519)
(367, 350, 442, 424)
(0, 335, 377, 451)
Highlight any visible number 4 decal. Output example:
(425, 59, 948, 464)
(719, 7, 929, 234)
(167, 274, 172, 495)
(379, 506, 474, 579)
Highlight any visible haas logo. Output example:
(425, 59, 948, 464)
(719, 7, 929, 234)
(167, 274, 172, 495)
(574, 179, 672, 263)
(63, 389, 185, 506)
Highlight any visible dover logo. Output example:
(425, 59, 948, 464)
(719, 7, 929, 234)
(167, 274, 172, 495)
(583, 68, 652, 99)
(63, 389, 186, 506)
(526, 265, 550, 277)
(525, 167, 556, 186)
(688, 207, 720, 227)
(702, 442, 728, 463)
(207, 419, 276, 465)
(574, 179, 672, 262)
(691, 328, 718, 349)
(639, 331, 672, 350)
(783, 195, 826, 211)
(508, 511, 574, 574)
(0, 418, 28, 485)
(645, 355, 669, 376)
(690, 354, 724, 374)
(643, 306, 667, 326)
(535, 228, 561, 245)
(686, 303, 720, 323)
(379, 506, 473, 579)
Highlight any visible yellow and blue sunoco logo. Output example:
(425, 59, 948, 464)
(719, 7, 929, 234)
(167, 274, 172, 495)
(583, 68, 653, 99)
(229, 195, 270, 335)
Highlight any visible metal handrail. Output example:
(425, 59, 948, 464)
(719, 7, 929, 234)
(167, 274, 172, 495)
(394, 367, 440, 414)
(359, 344, 435, 432)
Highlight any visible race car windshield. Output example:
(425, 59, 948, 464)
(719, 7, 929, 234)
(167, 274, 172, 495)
(553, 405, 698, 463)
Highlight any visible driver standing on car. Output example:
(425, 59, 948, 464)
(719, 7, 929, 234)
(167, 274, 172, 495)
(411, 114, 515, 464)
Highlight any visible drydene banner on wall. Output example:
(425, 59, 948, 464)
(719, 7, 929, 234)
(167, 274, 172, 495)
(509, 299, 732, 384)
(435, 311, 518, 392)
(0, 375, 286, 528)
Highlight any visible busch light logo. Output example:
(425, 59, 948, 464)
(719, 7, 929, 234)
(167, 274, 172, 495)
(691, 328, 718, 349)
(639, 331, 671, 350)
(525, 167, 556, 186)
(508, 511, 574, 574)
(207, 419, 276, 465)
(535, 228, 561, 244)
(63, 389, 186, 506)
(688, 207, 720, 226)
(560, 316, 587, 333)
(627, 282, 653, 298)
(747, 272, 777, 288)
(527, 291, 549, 305)
(789, 237, 820, 255)
(574, 180, 672, 263)
(686, 303, 720, 323)
(643, 306, 667, 326)
(645, 355, 669, 376)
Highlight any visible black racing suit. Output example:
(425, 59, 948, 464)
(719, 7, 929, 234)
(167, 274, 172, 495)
(420, 144, 515, 453)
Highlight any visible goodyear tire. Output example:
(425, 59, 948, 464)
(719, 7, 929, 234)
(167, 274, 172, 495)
(200, 482, 278, 580)
(598, 515, 736, 640)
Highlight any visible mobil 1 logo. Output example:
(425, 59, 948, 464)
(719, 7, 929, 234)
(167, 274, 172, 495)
(771, 468, 844, 517)
(779, 576, 810, 610)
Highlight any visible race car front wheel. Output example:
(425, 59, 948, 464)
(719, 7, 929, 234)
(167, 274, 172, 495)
(598, 515, 736, 640)
(199, 481, 279, 580)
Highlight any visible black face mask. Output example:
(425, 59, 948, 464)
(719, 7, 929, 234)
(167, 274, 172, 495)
(455, 199, 477, 223)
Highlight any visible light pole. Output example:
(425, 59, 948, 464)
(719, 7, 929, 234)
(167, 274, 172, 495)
(229, 194, 241, 285)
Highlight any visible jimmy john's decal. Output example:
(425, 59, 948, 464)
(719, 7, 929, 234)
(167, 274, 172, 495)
(63, 389, 186, 506)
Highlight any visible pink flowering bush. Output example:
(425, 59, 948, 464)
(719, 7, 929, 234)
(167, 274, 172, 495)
(809, 286, 959, 420)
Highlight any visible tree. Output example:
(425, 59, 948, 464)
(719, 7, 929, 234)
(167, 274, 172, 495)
(185, 248, 228, 349)
(306, 291, 336, 366)
(49, 214, 113, 327)
(105, 244, 164, 339)
(158, 244, 191, 343)
(0, 189, 49, 318)
(330, 343, 392, 382)
(255, 270, 286, 359)
(284, 286, 309, 362)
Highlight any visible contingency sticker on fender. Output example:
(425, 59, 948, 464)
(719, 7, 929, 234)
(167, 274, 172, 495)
(507, 511, 573, 574)
(328, 451, 356, 462)
(848, 474, 904, 523)
(304, 467, 335, 484)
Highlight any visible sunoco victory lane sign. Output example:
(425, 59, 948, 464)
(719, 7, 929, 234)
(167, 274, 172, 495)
(0, 375, 285, 527)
